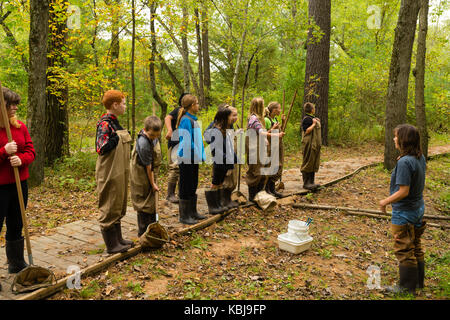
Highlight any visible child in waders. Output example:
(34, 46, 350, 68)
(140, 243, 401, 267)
(300, 102, 321, 190)
(204, 105, 239, 214)
(264, 101, 286, 198)
(380, 124, 427, 295)
(163, 93, 189, 204)
(95, 90, 133, 254)
(130, 116, 162, 237)
(246, 98, 285, 202)
(176, 94, 207, 225)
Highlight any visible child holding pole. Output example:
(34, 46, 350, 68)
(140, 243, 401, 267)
(130, 116, 162, 237)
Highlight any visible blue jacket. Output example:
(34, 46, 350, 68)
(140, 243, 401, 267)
(177, 112, 206, 164)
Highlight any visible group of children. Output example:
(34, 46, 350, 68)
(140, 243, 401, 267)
(94, 89, 427, 295)
(94, 90, 320, 254)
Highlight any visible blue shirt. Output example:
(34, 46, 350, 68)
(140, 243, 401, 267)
(390, 155, 426, 211)
(177, 112, 206, 164)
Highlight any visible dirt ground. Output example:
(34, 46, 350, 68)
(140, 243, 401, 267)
(48, 151, 449, 300)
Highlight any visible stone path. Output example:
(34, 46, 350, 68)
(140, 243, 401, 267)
(0, 145, 448, 300)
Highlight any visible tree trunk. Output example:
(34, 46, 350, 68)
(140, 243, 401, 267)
(46, 0, 69, 165)
(110, 0, 120, 81)
(194, 8, 205, 109)
(181, 6, 190, 93)
(149, 2, 168, 121)
(201, 5, 211, 109)
(131, 0, 136, 141)
(232, 28, 247, 108)
(27, 0, 49, 187)
(384, 0, 421, 169)
(414, 0, 429, 159)
(303, 0, 331, 146)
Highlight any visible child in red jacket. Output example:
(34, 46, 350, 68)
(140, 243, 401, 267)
(0, 87, 36, 275)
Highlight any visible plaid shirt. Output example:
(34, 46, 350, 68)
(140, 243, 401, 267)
(96, 113, 123, 155)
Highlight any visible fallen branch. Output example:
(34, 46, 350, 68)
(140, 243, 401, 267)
(291, 203, 450, 229)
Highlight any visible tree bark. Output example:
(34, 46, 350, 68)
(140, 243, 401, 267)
(149, 2, 168, 121)
(110, 0, 121, 81)
(384, 0, 421, 169)
(303, 0, 331, 146)
(414, 0, 429, 159)
(181, 6, 191, 93)
(194, 8, 205, 109)
(27, 0, 49, 186)
(201, 4, 211, 108)
(45, 0, 69, 165)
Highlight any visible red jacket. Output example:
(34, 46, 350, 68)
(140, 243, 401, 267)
(0, 120, 36, 184)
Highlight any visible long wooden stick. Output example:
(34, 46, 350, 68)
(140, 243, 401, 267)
(281, 88, 298, 132)
(291, 203, 450, 221)
(0, 81, 33, 264)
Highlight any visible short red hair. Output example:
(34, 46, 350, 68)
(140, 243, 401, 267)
(102, 90, 125, 109)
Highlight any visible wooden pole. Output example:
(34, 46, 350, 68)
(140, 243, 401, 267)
(281, 88, 298, 132)
(291, 203, 450, 221)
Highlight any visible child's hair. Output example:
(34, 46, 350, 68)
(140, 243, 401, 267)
(1, 87, 21, 128)
(102, 90, 125, 109)
(2, 87, 21, 108)
(176, 94, 198, 128)
(178, 92, 189, 107)
(394, 124, 422, 159)
(304, 102, 315, 114)
(264, 101, 280, 117)
(144, 116, 162, 132)
(213, 107, 232, 136)
(249, 97, 264, 123)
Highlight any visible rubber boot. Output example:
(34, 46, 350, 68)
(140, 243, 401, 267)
(220, 188, 239, 209)
(385, 264, 418, 295)
(179, 199, 198, 225)
(205, 190, 225, 215)
(302, 171, 314, 190)
(310, 172, 321, 190)
(248, 185, 259, 202)
(417, 260, 425, 289)
(101, 227, 130, 254)
(6, 238, 28, 274)
(115, 222, 134, 247)
(266, 180, 283, 198)
(137, 211, 157, 237)
(190, 194, 207, 220)
(166, 182, 179, 204)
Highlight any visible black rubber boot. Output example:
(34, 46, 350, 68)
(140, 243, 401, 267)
(101, 227, 131, 254)
(248, 185, 258, 202)
(302, 171, 314, 190)
(220, 188, 239, 209)
(115, 222, 135, 247)
(137, 212, 157, 237)
(266, 180, 283, 198)
(417, 260, 425, 289)
(385, 264, 418, 295)
(6, 238, 28, 274)
(191, 194, 207, 220)
(179, 199, 198, 225)
(310, 172, 321, 190)
(166, 182, 179, 204)
(205, 190, 225, 215)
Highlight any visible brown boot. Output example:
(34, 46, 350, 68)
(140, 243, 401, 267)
(414, 221, 427, 289)
(310, 172, 321, 190)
